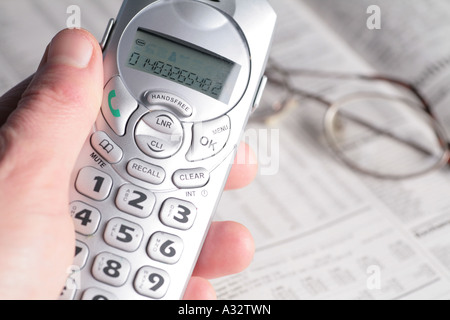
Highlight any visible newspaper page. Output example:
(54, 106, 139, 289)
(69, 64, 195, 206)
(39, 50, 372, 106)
(303, 0, 450, 133)
(0, 0, 122, 95)
(1, 0, 450, 300)
(212, 0, 450, 300)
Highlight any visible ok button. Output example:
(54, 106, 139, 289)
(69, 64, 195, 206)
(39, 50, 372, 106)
(187, 115, 231, 161)
(135, 111, 183, 159)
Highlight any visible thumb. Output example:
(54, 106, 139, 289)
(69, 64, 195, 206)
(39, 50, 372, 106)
(0, 29, 103, 299)
(0, 28, 103, 185)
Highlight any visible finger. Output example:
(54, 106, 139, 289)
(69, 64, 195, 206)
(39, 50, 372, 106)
(0, 29, 103, 299)
(192, 221, 254, 280)
(0, 47, 49, 125)
(183, 277, 217, 300)
(225, 142, 258, 190)
(0, 75, 33, 126)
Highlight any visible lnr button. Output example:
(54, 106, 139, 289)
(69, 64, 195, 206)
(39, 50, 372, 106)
(173, 168, 209, 189)
(146, 91, 193, 117)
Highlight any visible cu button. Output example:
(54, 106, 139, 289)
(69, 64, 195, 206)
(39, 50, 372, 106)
(135, 111, 184, 159)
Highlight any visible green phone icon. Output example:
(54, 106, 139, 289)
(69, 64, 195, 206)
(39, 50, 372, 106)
(108, 90, 121, 118)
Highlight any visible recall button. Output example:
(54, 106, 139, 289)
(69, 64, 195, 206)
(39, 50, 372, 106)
(127, 159, 166, 185)
(172, 168, 209, 189)
(146, 91, 193, 117)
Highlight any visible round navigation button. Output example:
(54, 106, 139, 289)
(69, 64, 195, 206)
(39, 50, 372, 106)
(135, 111, 184, 159)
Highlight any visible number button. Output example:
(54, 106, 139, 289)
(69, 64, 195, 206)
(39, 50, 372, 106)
(134, 266, 170, 299)
(74, 240, 89, 269)
(75, 167, 113, 201)
(82, 288, 117, 300)
(69, 201, 101, 236)
(147, 232, 183, 264)
(92, 252, 131, 287)
(115, 184, 156, 218)
(104, 218, 144, 252)
(159, 198, 197, 230)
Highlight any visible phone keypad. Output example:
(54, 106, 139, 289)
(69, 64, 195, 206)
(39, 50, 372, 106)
(70, 83, 220, 300)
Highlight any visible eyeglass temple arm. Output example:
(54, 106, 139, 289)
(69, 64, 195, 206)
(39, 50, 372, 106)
(267, 63, 450, 161)
(362, 75, 434, 116)
(269, 62, 434, 116)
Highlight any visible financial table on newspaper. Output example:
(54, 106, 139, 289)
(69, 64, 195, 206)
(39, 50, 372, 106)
(1, 0, 450, 300)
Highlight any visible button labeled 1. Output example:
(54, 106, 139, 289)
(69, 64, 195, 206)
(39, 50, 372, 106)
(75, 167, 113, 201)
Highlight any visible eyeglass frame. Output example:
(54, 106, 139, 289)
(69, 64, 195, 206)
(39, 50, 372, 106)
(258, 59, 450, 180)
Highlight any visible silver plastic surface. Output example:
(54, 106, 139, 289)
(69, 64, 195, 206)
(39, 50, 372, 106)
(67, 0, 276, 300)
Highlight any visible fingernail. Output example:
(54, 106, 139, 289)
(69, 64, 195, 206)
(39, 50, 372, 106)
(48, 30, 94, 69)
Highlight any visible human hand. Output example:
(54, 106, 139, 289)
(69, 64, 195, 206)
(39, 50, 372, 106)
(0, 29, 257, 300)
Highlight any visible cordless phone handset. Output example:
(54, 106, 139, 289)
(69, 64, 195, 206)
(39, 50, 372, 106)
(64, 0, 276, 300)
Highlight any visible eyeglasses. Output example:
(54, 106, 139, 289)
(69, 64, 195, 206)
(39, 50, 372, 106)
(254, 60, 450, 180)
